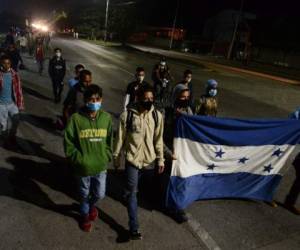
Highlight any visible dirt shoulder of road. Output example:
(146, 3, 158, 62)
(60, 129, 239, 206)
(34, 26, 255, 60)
(82, 38, 122, 47)
(128, 44, 300, 85)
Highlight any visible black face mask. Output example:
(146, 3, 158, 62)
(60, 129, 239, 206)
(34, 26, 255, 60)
(141, 101, 153, 111)
(175, 99, 189, 108)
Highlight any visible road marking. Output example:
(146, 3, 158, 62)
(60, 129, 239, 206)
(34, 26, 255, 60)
(118, 67, 134, 76)
(186, 213, 222, 250)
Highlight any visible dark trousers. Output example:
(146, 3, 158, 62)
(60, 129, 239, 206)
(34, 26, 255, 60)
(51, 79, 64, 102)
(285, 154, 300, 205)
(37, 60, 44, 74)
(124, 161, 162, 232)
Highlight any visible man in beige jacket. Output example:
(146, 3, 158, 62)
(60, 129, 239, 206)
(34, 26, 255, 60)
(114, 84, 165, 240)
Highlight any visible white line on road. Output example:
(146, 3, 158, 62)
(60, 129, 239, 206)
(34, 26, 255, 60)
(186, 213, 222, 250)
(118, 67, 134, 76)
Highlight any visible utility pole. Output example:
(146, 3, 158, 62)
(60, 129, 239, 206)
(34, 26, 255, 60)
(227, 0, 245, 59)
(169, 0, 180, 50)
(104, 0, 110, 42)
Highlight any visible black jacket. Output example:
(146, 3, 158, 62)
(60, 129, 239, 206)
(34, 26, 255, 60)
(48, 56, 66, 81)
(6, 49, 22, 71)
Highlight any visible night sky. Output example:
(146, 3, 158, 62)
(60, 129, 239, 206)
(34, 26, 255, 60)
(0, 0, 299, 32)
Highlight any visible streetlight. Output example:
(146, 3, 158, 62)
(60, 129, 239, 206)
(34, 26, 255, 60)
(227, 0, 245, 59)
(169, 0, 180, 50)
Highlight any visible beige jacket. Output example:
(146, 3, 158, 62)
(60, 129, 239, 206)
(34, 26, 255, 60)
(113, 105, 164, 168)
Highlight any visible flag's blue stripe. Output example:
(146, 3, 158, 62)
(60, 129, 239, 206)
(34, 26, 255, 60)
(175, 115, 300, 146)
(166, 172, 282, 210)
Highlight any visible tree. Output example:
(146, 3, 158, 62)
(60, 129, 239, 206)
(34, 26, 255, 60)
(108, 4, 144, 44)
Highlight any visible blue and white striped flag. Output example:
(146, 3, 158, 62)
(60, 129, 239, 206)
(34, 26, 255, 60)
(166, 115, 300, 210)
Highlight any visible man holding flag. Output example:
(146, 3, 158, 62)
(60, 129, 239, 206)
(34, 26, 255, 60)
(164, 84, 194, 223)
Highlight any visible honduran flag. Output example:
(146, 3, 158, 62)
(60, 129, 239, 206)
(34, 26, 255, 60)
(166, 115, 300, 210)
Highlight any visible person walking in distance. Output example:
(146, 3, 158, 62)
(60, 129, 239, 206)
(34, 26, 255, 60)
(62, 70, 93, 127)
(68, 64, 85, 89)
(48, 48, 66, 103)
(35, 40, 45, 75)
(123, 67, 149, 111)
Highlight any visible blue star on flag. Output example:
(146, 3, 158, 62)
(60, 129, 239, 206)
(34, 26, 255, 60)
(207, 164, 217, 170)
(215, 149, 225, 158)
(272, 148, 284, 157)
(238, 157, 249, 164)
(263, 164, 273, 173)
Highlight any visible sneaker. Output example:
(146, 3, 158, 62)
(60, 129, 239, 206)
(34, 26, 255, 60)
(168, 209, 188, 224)
(130, 230, 142, 240)
(268, 200, 278, 208)
(89, 206, 98, 221)
(80, 215, 92, 232)
(176, 210, 189, 223)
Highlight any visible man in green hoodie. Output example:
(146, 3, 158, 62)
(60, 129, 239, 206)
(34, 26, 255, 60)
(64, 84, 113, 232)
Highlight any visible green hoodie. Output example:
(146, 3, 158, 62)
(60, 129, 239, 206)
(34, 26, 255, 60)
(64, 108, 113, 177)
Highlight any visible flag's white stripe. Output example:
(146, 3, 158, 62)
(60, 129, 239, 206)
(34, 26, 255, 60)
(172, 138, 300, 178)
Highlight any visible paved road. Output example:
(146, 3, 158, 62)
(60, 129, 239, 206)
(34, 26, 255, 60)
(1, 37, 300, 250)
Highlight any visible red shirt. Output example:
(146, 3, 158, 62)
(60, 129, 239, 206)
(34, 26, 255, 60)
(35, 46, 44, 61)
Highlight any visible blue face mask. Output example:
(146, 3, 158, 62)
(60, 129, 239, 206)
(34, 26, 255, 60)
(209, 89, 217, 97)
(86, 102, 102, 111)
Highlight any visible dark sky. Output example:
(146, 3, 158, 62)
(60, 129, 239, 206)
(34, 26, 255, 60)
(1, 0, 299, 32)
(2, 0, 298, 16)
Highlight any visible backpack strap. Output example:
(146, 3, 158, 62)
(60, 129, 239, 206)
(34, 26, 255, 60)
(126, 109, 158, 133)
(152, 109, 158, 129)
(126, 110, 134, 132)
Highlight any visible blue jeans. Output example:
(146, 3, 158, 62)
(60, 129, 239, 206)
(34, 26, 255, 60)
(0, 103, 19, 137)
(125, 162, 155, 232)
(78, 172, 107, 216)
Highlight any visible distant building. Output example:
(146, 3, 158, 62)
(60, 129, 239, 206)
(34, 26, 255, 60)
(128, 27, 186, 49)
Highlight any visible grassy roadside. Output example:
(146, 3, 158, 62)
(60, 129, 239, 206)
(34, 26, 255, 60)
(127, 45, 300, 83)
(82, 38, 122, 47)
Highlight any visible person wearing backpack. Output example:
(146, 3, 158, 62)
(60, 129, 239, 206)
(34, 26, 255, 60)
(113, 84, 165, 240)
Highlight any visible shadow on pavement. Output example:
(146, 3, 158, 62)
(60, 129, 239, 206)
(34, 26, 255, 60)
(8, 137, 65, 163)
(4, 156, 130, 242)
(98, 208, 130, 243)
(22, 86, 53, 101)
(20, 114, 62, 137)
(3, 135, 131, 242)
(106, 168, 170, 216)
(0, 163, 80, 221)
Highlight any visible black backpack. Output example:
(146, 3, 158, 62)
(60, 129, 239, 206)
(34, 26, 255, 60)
(126, 109, 159, 132)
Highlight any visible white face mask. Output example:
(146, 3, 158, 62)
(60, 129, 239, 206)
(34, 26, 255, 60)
(137, 76, 145, 82)
(56, 52, 61, 57)
(209, 89, 217, 97)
